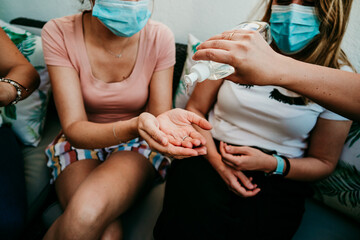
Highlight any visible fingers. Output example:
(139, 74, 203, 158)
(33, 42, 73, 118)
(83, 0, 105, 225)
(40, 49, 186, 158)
(205, 29, 256, 42)
(196, 39, 234, 52)
(174, 145, 207, 158)
(139, 113, 168, 146)
(188, 130, 206, 146)
(220, 141, 243, 169)
(228, 173, 260, 198)
(141, 128, 207, 158)
(224, 143, 250, 155)
(186, 110, 212, 130)
(167, 144, 202, 158)
(234, 171, 256, 190)
(193, 48, 233, 66)
(167, 135, 182, 146)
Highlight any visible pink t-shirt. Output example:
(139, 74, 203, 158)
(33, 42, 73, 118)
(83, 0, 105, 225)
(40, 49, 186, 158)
(42, 13, 175, 123)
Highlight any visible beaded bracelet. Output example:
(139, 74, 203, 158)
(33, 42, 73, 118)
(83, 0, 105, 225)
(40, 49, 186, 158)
(0, 78, 29, 105)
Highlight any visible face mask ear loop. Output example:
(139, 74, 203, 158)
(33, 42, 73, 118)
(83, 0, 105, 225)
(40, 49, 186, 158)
(146, 0, 154, 19)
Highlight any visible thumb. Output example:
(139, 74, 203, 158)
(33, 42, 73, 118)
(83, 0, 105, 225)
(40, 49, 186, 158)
(187, 111, 212, 130)
(143, 117, 168, 146)
(225, 145, 248, 155)
(224, 74, 246, 85)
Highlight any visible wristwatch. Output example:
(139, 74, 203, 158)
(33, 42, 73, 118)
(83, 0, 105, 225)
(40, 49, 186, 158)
(270, 154, 285, 175)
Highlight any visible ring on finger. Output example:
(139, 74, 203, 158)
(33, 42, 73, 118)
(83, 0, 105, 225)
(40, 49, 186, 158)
(229, 31, 235, 40)
(182, 136, 189, 141)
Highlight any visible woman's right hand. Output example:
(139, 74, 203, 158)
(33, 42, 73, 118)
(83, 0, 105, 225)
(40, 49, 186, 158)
(211, 155, 261, 197)
(193, 29, 287, 86)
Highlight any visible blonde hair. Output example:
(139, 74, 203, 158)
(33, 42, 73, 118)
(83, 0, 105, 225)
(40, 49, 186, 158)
(262, 0, 355, 72)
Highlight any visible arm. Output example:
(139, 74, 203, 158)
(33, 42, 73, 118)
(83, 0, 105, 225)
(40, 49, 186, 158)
(49, 65, 139, 149)
(220, 118, 352, 181)
(278, 59, 360, 122)
(0, 28, 40, 106)
(186, 79, 259, 197)
(287, 118, 351, 181)
(146, 67, 173, 116)
(193, 30, 360, 121)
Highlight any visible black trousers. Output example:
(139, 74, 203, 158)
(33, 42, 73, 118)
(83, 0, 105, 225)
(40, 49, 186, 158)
(0, 126, 27, 240)
(154, 156, 312, 240)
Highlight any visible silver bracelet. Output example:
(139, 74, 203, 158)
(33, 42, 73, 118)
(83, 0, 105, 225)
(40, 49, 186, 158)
(112, 123, 122, 144)
(0, 78, 28, 105)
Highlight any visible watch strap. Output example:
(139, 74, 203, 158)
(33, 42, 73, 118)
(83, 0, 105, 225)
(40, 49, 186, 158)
(272, 154, 285, 175)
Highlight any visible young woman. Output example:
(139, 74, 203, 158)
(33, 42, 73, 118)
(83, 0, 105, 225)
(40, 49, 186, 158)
(193, 1, 359, 121)
(154, 0, 354, 239)
(41, 0, 210, 239)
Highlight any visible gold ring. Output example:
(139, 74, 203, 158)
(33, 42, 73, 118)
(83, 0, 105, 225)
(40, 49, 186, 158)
(229, 31, 235, 40)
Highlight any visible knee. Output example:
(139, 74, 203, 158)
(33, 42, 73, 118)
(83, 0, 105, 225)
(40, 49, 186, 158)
(62, 195, 110, 235)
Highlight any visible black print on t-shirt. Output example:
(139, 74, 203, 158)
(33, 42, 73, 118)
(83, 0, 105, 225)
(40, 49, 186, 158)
(269, 88, 306, 106)
(237, 83, 254, 88)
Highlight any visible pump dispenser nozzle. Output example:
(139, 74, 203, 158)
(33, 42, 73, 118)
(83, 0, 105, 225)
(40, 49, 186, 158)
(184, 73, 198, 86)
(184, 62, 212, 86)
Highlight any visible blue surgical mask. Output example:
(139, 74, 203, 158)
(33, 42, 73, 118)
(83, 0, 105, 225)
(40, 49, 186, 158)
(92, 0, 151, 37)
(270, 3, 320, 54)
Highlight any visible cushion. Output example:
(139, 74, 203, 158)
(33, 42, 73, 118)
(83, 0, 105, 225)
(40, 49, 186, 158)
(173, 34, 202, 109)
(312, 121, 360, 223)
(0, 19, 51, 147)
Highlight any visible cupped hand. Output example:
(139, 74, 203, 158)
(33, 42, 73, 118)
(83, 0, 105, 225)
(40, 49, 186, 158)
(219, 142, 275, 172)
(157, 108, 212, 149)
(138, 111, 210, 159)
(192, 29, 284, 86)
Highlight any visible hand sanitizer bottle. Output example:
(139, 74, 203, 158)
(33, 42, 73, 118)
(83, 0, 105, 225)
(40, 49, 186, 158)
(184, 21, 272, 88)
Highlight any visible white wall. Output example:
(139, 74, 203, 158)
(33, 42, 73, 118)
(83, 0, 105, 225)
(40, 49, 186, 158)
(0, 0, 359, 71)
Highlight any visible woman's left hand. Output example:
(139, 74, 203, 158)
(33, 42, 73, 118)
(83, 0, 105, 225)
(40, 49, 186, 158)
(157, 108, 212, 148)
(138, 111, 210, 159)
(219, 142, 276, 172)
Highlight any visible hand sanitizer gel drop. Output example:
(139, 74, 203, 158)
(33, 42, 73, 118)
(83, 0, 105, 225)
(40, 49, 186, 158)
(184, 21, 272, 91)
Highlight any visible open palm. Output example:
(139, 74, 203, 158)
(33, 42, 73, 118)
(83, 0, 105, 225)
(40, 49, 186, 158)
(157, 108, 212, 148)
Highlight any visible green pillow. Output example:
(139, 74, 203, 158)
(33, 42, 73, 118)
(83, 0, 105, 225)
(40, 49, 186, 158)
(313, 121, 360, 223)
(0, 19, 51, 147)
(173, 34, 202, 109)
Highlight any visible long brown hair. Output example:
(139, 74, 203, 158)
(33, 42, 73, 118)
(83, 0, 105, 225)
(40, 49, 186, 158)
(262, 0, 355, 71)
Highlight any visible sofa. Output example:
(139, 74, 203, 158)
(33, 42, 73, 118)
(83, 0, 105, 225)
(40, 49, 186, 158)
(7, 18, 360, 239)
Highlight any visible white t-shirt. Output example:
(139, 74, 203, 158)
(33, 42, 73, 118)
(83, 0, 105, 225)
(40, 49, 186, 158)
(209, 81, 349, 158)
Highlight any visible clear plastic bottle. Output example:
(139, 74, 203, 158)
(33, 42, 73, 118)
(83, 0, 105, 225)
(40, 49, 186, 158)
(184, 21, 272, 88)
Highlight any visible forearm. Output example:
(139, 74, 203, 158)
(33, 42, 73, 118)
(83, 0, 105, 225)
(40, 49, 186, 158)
(5, 64, 40, 95)
(283, 156, 336, 181)
(63, 117, 139, 149)
(186, 105, 220, 165)
(275, 56, 360, 121)
(0, 64, 40, 105)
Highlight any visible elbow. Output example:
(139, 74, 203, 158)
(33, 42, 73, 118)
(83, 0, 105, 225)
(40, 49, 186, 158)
(318, 158, 338, 180)
(62, 124, 85, 149)
(30, 65, 40, 90)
